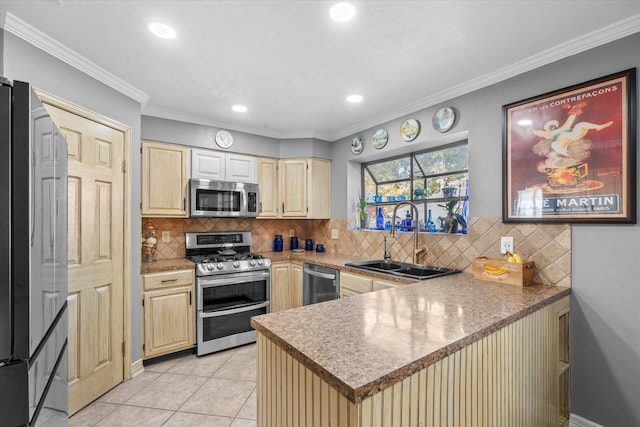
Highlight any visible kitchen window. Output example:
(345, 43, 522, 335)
(361, 141, 469, 233)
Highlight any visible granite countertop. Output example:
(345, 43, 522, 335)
(251, 273, 570, 403)
(140, 258, 195, 274)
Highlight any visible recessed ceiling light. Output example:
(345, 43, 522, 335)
(346, 94, 363, 103)
(148, 22, 176, 39)
(232, 105, 248, 113)
(330, 3, 356, 22)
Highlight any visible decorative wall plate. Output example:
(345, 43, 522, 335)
(372, 128, 388, 149)
(432, 107, 456, 133)
(215, 130, 233, 148)
(351, 136, 364, 154)
(400, 118, 420, 141)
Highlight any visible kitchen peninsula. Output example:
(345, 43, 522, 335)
(252, 272, 570, 427)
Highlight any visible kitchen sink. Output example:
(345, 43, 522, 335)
(345, 260, 461, 280)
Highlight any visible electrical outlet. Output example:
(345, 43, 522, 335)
(331, 229, 339, 239)
(500, 236, 514, 254)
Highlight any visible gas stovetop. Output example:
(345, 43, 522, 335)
(185, 231, 271, 276)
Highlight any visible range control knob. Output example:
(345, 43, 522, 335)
(233, 261, 240, 268)
(257, 259, 264, 266)
(206, 263, 215, 272)
(216, 263, 224, 270)
(249, 260, 256, 266)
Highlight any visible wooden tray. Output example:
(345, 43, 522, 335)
(472, 257, 535, 286)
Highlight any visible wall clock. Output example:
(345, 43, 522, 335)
(432, 107, 456, 133)
(400, 119, 420, 141)
(215, 130, 233, 148)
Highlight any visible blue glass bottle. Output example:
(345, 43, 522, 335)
(274, 235, 283, 252)
(426, 209, 436, 232)
(376, 207, 384, 230)
(402, 210, 412, 231)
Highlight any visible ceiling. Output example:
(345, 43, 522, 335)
(2, 1, 640, 141)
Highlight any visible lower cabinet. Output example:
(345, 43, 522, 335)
(341, 271, 401, 297)
(372, 279, 398, 291)
(340, 271, 372, 298)
(270, 261, 303, 312)
(142, 269, 195, 359)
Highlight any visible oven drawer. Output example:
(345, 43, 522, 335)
(143, 269, 194, 291)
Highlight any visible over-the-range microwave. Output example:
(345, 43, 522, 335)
(190, 179, 259, 218)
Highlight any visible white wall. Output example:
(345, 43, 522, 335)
(141, 116, 333, 159)
(331, 33, 640, 427)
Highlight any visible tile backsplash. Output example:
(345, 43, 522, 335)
(143, 216, 571, 287)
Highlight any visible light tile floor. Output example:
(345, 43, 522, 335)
(69, 344, 257, 427)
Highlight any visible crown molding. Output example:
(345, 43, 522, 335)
(1, 11, 149, 105)
(328, 13, 640, 142)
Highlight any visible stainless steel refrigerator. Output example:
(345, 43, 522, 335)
(0, 78, 68, 426)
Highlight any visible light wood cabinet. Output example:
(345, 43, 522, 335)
(372, 279, 398, 291)
(270, 261, 303, 312)
(291, 262, 303, 308)
(557, 298, 571, 427)
(256, 157, 331, 219)
(142, 269, 195, 359)
(280, 158, 331, 218)
(257, 157, 279, 217)
(191, 148, 256, 183)
(141, 140, 189, 217)
(339, 271, 372, 298)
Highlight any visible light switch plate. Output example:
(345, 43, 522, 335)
(331, 229, 339, 239)
(162, 231, 171, 243)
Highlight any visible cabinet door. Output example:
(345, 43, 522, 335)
(143, 285, 194, 358)
(290, 263, 303, 309)
(226, 153, 256, 183)
(191, 148, 225, 180)
(373, 279, 399, 291)
(340, 271, 372, 297)
(257, 158, 279, 218)
(270, 262, 291, 312)
(307, 158, 331, 219)
(280, 159, 308, 217)
(142, 141, 189, 217)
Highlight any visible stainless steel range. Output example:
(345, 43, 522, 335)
(186, 231, 271, 356)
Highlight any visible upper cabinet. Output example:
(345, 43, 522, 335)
(142, 140, 189, 217)
(191, 148, 256, 183)
(257, 157, 279, 218)
(257, 157, 331, 219)
(281, 158, 331, 219)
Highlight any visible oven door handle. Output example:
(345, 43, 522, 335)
(199, 301, 270, 318)
(198, 271, 270, 287)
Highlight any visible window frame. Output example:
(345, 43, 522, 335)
(360, 140, 469, 232)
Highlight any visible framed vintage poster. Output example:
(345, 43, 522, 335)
(503, 68, 636, 223)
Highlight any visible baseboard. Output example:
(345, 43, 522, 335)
(570, 413, 604, 427)
(130, 358, 144, 378)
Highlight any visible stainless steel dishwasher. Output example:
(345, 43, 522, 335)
(302, 263, 340, 305)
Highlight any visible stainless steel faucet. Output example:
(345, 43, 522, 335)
(383, 236, 391, 261)
(390, 201, 426, 264)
